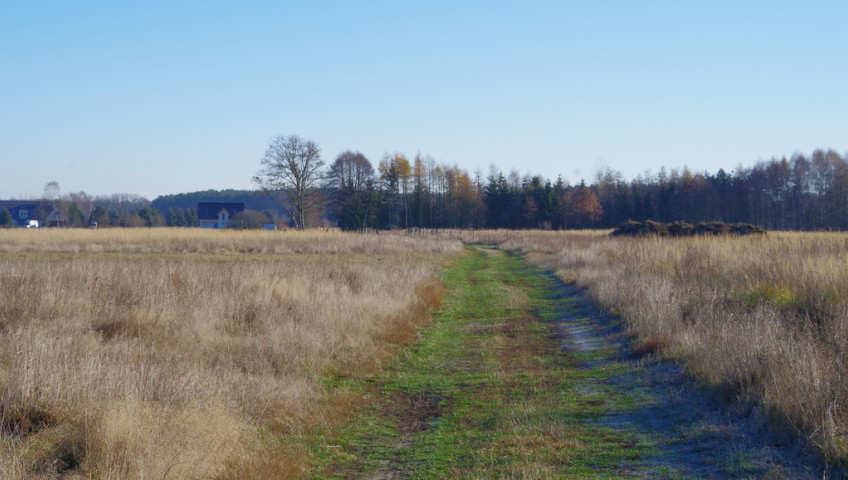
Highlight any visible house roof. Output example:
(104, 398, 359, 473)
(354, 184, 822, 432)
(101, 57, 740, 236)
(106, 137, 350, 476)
(0, 201, 41, 225)
(197, 202, 245, 220)
(46, 209, 67, 222)
(0, 201, 40, 218)
(0, 201, 39, 212)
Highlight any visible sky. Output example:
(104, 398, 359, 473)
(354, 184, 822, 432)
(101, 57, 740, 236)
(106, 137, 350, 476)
(2, 1, 847, 200)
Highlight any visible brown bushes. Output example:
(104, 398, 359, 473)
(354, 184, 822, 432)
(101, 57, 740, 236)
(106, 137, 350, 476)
(0, 229, 462, 479)
(611, 220, 765, 237)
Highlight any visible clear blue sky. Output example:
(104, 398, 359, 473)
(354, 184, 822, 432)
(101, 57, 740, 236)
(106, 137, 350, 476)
(2, 1, 846, 199)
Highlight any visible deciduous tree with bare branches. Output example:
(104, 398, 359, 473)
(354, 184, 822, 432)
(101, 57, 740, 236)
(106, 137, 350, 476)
(327, 150, 375, 231)
(253, 135, 325, 229)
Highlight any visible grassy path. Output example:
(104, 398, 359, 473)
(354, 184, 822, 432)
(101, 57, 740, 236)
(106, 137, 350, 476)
(310, 245, 822, 479)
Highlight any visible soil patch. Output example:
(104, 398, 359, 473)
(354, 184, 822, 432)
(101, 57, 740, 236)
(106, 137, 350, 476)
(386, 390, 447, 434)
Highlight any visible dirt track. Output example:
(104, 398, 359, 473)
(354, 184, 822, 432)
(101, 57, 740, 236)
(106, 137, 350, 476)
(549, 273, 826, 479)
(318, 246, 830, 479)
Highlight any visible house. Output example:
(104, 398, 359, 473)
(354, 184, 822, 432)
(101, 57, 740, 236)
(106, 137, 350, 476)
(197, 202, 245, 229)
(45, 209, 68, 227)
(0, 201, 40, 227)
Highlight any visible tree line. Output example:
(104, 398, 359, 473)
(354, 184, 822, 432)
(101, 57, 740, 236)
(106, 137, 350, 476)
(254, 135, 605, 231)
(0, 192, 169, 228)
(5, 138, 847, 231)
(591, 148, 848, 230)
(258, 135, 848, 232)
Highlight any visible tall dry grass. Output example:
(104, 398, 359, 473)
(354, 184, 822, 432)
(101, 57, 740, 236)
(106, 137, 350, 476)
(0, 228, 462, 479)
(477, 229, 848, 464)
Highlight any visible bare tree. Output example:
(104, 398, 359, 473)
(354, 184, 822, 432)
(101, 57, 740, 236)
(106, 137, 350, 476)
(68, 191, 93, 221)
(253, 135, 325, 229)
(43, 181, 60, 206)
(327, 150, 373, 194)
(326, 151, 375, 231)
(42, 181, 69, 226)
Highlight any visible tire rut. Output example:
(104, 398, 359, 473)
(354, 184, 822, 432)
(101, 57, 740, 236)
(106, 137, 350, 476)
(548, 272, 827, 479)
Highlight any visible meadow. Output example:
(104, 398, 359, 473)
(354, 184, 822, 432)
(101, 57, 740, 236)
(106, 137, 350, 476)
(0, 228, 462, 479)
(477, 229, 848, 466)
(4, 227, 847, 478)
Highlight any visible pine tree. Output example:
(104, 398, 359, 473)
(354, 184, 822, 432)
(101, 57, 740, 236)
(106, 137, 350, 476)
(0, 208, 12, 226)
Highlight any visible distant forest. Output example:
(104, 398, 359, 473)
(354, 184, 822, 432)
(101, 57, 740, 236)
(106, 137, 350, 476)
(3, 148, 848, 231)
(320, 148, 848, 231)
(588, 148, 848, 230)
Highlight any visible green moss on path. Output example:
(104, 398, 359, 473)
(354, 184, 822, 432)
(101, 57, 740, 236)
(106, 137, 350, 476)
(310, 245, 823, 479)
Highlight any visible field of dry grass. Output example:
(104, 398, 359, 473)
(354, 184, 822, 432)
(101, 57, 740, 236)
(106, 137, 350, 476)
(0, 228, 462, 479)
(476, 229, 848, 465)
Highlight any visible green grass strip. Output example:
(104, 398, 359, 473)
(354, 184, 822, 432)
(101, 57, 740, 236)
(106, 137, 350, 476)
(308, 245, 664, 479)
(307, 243, 823, 479)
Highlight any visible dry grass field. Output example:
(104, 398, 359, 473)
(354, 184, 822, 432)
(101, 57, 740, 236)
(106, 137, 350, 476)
(476, 229, 848, 465)
(0, 228, 462, 479)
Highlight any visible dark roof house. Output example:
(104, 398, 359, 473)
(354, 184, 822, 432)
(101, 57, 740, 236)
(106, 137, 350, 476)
(197, 202, 245, 229)
(0, 201, 40, 226)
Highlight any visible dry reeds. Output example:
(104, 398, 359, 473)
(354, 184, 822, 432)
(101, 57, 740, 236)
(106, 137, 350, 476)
(478, 229, 848, 464)
(0, 228, 461, 479)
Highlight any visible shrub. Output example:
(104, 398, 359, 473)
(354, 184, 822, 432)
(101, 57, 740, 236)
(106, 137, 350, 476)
(229, 210, 271, 229)
(611, 220, 766, 238)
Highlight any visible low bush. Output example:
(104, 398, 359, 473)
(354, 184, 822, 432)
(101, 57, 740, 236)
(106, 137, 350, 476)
(611, 220, 765, 237)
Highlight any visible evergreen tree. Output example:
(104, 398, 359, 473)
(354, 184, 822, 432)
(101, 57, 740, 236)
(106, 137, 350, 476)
(168, 207, 187, 227)
(90, 206, 110, 226)
(185, 208, 198, 227)
(0, 208, 12, 226)
(138, 206, 165, 226)
(67, 202, 85, 226)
